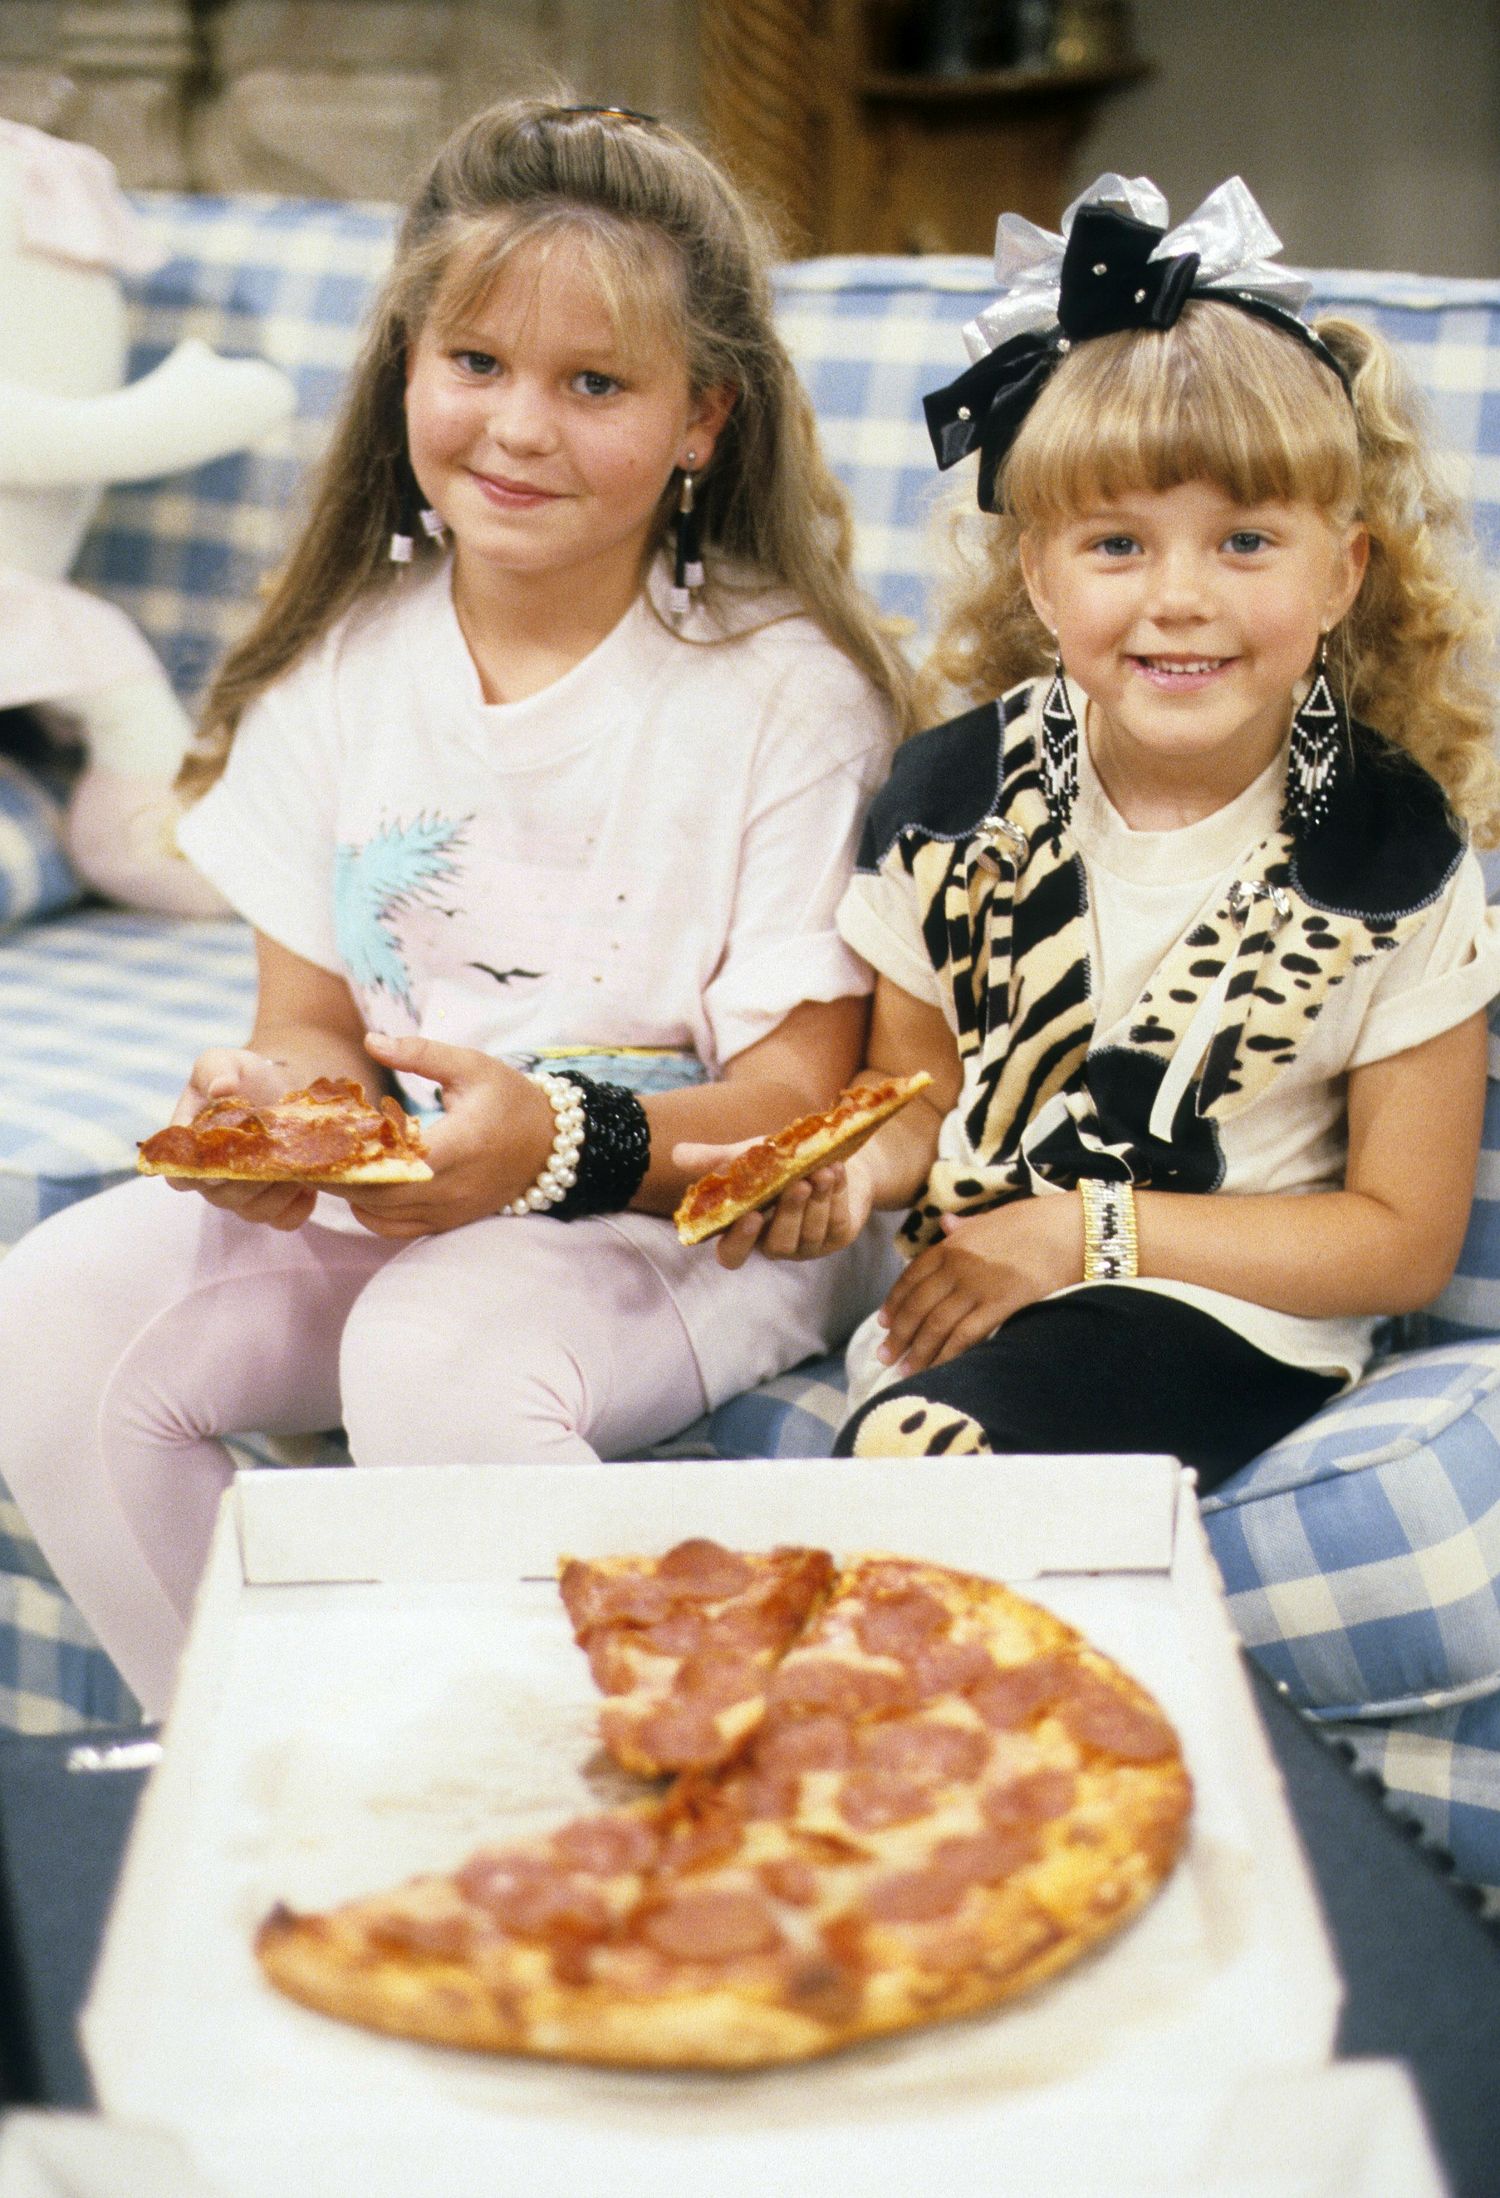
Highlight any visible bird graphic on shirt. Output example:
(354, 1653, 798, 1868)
(334, 813, 469, 1016)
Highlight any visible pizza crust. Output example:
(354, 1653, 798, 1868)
(673, 1074, 933, 1244)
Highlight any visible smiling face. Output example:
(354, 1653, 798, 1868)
(403, 228, 730, 610)
(1020, 480, 1368, 820)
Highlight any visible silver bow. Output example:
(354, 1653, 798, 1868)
(962, 173, 1313, 365)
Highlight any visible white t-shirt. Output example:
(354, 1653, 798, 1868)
(180, 559, 894, 1098)
(840, 694, 1500, 1387)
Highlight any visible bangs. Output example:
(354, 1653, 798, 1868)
(1003, 301, 1360, 525)
(425, 208, 686, 374)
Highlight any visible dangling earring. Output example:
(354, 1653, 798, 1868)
(388, 525, 415, 563)
(1039, 655, 1080, 834)
(670, 453, 704, 618)
(419, 506, 446, 541)
(1283, 638, 1345, 833)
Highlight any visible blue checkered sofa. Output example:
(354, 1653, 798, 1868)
(4, 198, 1500, 1911)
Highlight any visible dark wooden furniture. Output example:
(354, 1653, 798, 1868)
(701, 1, 1149, 255)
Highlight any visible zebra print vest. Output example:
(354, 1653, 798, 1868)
(853, 683, 1466, 1254)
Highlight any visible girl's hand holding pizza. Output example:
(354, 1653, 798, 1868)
(337, 1032, 556, 1238)
(672, 1140, 879, 1269)
(878, 1197, 1083, 1374)
(165, 1047, 317, 1231)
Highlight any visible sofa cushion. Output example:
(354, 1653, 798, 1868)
(1422, 1010, 1500, 1346)
(0, 758, 80, 931)
(1320, 1698, 1500, 1909)
(0, 906, 255, 1250)
(1202, 1340, 1500, 1720)
(699, 1350, 847, 1459)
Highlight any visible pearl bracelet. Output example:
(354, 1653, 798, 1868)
(1079, 1177, 1139, 1282)
(503, 1072, 585, 1216)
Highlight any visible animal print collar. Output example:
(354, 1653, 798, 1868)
(857, 681, 1464, 1251)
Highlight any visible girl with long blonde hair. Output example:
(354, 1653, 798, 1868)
(0, 96, 909, 1715)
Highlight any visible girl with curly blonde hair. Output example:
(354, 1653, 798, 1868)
(710, 176, 1500, 1484)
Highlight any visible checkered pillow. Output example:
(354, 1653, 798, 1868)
(1202, 1339, 1500, 1720)
(1319, 1694, 1500, 1911)
(0, 758, 80, 930)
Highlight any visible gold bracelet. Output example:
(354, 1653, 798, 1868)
(1079, 1178, 1139, 1282)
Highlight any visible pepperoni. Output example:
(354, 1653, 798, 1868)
(912, 1638, 998, 1696)
(836, 1770, 931, 1831)
(860, 1718, 991, 1784)
(753, 1712, 856, 1775)
(852, 1587, 951, 1659)
(637, 1887, 783, 1962)
(861, 1825, 1036, 1926)
(770, 1657, 915, 1719)
(678, 1646, 763, 1709)
(658, 1539, 754, 1599)
(1054, 1674, 1177, 1762)
(638, 1608, 711, 1657)
(458, 1856, 611, 1942)
(559, 1562, 678, 1631)
(608, 1695, 723, 1769)
(930, 1825, 1037, 1887)
(757, 1855, 819, 1906)
(982, 1766, 1077, 1830)
(968, 1654, 1071, 1729)
(726, 1766, 802, 1821)
(862, 1864, 965, 1923)
(549, 1811, 661, 1877)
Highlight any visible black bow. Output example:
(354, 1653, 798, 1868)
(924, 204, 1200, 513)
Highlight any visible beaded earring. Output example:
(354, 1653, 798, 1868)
(1039, 656, 1081, 834)
(1283, 638, 1345, 833)
(670, 452, 704, 617)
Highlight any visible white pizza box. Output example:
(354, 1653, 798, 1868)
(0, 2060, 1455, 2198)
(81, 1453, 1348, 2196)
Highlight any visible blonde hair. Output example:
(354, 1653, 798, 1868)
(184, 97, 911, 794)
(918, 299, 1500, 843)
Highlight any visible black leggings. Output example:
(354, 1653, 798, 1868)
(833, 1286, 1343, 1496)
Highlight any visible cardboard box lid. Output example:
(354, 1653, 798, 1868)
(82, 1455, 1343, 2186)
(7, 2061, 1448, 2198)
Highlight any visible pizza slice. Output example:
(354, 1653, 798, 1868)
(673, 1073, 934, 1245)
(558, 1538, 835, 1777)
(136, 1076, 432, 1185)
(255, 1554, 1192, 2067)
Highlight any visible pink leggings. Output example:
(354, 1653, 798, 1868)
(0, 1179, 727, 1716)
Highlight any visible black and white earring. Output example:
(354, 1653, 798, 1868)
(1283, 639, 1345, 832)
(670, 453, 704, 617)
(390, 488, 445, 563)
(1039, 655, 1080, 834)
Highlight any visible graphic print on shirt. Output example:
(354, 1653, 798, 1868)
(334, 813, 470, 1017)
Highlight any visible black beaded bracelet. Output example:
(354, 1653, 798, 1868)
(550, 1073, 651, 1219)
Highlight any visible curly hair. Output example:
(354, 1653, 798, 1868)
(917, 299, 1500, 843)
(184, 95, 911, 796)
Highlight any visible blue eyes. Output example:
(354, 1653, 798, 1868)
(1086, 529, 1272, 558)
(448, 353, 620, 397)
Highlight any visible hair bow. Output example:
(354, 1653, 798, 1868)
(924, 174, 1349, 513)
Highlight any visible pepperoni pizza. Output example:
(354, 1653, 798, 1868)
(137, 1077, 431, 1185)
(673, 1075, 934, 1245)
(256, 1543, 1191, 2067)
